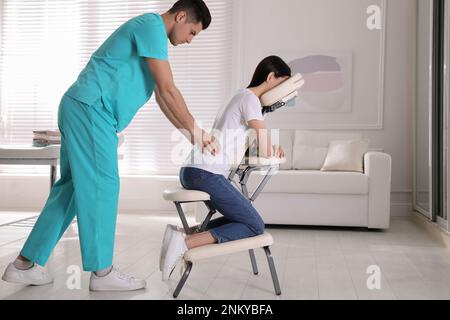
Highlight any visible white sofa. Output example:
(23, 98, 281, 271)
(196, 130, 392, 230)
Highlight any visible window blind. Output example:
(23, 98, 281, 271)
(0, 0, 233, 175)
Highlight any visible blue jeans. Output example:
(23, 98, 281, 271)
(179, 167, 265, 243)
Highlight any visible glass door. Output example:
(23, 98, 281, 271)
(415, 0, 433, 219)
(444, 0, 450, 231)
(415, 0, 448, 227)
(431, 0, 445, 224)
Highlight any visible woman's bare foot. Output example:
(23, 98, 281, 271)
(185, 231, 217, 249)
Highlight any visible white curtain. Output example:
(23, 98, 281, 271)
(0, 0, 233, 175)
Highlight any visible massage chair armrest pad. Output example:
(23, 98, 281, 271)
(245, 156, 286, 166)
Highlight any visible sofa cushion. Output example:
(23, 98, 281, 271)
(292, 145, 328, 170)
(292, 131, 362, 170)
(321, 139, 369, 173)
(247, 170, 369, 195)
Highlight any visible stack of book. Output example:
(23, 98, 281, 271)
(33, 129, 61, 147)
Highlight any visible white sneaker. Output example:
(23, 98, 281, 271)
(159, 224, 178, 271)
(162, 231, 188, 281)
(89, 267, 146, 292)
(2, 262, 53, 286)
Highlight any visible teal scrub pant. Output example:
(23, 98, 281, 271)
(20, 94, 120, 271)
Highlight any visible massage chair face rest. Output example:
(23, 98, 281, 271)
(260, 73, 305, 114)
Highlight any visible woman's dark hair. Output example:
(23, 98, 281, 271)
(169, 0, 212, 30)
(247, 56, 292, 88)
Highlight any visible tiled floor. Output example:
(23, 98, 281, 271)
(1, 212, 450, 300)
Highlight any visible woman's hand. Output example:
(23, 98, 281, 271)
(272, 145, 285, 159)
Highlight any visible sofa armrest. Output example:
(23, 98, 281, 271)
(364, 152, 392, 229)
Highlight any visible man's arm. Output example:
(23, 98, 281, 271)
(155, 86, 193, 142)
(147, 58, 196, 137)
(154, 86, 183, 129)
(147, 58, 219, 154)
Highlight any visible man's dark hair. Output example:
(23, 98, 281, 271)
(247, 56, 292, 88)
(169, 0, 212, 30)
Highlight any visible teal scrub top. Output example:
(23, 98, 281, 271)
(65, 13, 168, 132)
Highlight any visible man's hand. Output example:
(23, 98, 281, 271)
(200, 130, 220, 156)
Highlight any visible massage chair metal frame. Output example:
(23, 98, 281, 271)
(170, 74, 305, 298)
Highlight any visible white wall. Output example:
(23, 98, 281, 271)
(0, 0, 416, 217)
(0, 0, 3, 109)
(0, 1, 5, 143)
(0, 1, 2, 54)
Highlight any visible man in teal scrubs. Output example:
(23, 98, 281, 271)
(2, 0, 218, 292)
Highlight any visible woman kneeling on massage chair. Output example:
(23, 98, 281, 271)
(160, 55, 291, 280)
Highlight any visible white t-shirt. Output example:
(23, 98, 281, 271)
(183, 89, 264, 177)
